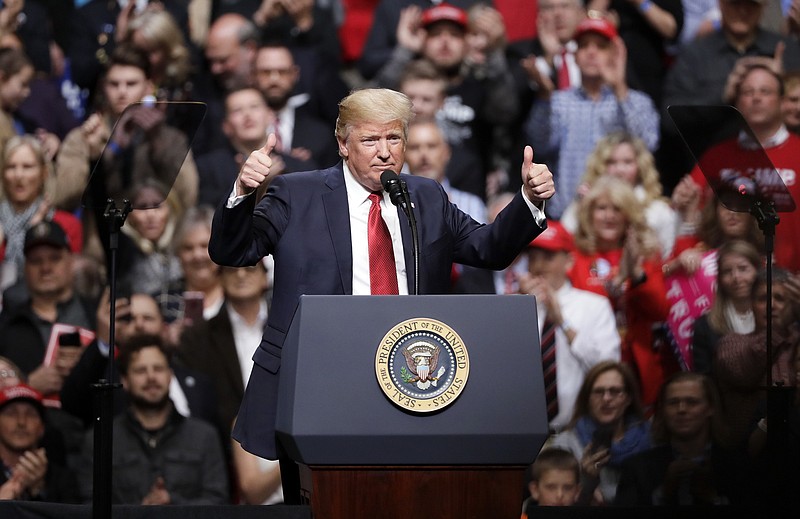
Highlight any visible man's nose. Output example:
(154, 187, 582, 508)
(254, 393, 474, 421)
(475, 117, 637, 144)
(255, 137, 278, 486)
(377, 139, 390, 158)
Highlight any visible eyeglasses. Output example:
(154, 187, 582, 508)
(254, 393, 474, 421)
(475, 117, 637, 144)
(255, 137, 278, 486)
(0, 369, 17, 379)
(590, 386, 626, 399)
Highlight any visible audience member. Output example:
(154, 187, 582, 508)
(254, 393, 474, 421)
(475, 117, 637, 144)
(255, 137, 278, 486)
(357, 0, 485, 81)
(691, 239, 760, 374)
(75, 334, 229, 505)
(526, 16, 660, 219)
(585, 0, 683, 107)
(397, 59, 484, 198)
(518, 0, 586, 93)
(0, 47, 35, 153)
(179, 262, 270, 444)
(405, 117, 487, 223)
(122, 7, 195, 103)
(781, 70, 800, 133)
(0, 135, 83, 293)
(569, 178, 675, 406)
(517, 222, 621, 432)
(713, 266, 800, 448)
(561, 132, 677, 259)
(1, 32, 81, 149)
(170, 205, 224, 321)
(0, 383, 79, 502)
(195, 86, 316, 208)
(521, 447, 581, 513)
(253, 43, 340, 168)
(549, 360, 652, 505)
(0, 221, 94, 396)
(614, 372, 747, 505)
(193, 12, 260, 153)
(117, 180, 182, 299)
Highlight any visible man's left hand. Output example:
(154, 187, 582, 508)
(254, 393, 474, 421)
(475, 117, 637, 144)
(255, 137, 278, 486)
(521, 145, 555, 206)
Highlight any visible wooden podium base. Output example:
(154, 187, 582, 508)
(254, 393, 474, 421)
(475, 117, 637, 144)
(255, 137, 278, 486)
(298, 464, 525, 519)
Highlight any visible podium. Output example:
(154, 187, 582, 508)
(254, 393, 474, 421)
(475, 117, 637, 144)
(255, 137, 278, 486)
(276, 295, 549, 518)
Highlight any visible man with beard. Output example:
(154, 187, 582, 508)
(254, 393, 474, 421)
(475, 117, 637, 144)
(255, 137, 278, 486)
(254, 43, 340, 169)
(75, 334, 228, 505)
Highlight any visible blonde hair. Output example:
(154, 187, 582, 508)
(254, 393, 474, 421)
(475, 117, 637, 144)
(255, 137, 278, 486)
(0, 134, 56, 201)
(574, 176, 655, 255)
(125, 9, 192, 87)
(581, 132, 665, 204)
(335, 88, 414, 146)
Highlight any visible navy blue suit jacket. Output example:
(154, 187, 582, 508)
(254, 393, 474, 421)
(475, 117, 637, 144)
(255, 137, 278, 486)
(208, 162, 545, 458)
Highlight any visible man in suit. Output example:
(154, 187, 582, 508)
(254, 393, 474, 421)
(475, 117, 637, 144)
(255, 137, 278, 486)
(253, 43, 340, 169)
(179, 262, 271, 439)
(196, 86, 315, 207)
(208, 88, 554, 493)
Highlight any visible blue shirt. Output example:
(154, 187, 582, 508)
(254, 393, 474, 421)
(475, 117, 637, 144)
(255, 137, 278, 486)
(526, 85, 660, 219)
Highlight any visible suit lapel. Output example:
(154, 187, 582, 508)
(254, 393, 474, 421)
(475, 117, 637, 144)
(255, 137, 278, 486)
(322, 164, 353, 294)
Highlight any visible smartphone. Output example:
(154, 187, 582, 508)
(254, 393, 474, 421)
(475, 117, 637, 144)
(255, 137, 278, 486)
(58, 331, 82, 347)
(591, 426, 614, 453)
(182, 291, 205, 324)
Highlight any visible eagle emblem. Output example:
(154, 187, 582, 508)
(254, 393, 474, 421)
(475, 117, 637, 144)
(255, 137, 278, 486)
(401, 341, 446, 390)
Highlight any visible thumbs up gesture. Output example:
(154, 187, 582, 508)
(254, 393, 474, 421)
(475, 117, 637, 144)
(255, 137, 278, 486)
(521, 145, 555, 205)
(236, 133, 278, 196)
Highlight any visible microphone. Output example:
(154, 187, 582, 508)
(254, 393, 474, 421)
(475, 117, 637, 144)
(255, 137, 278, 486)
(380, 170, 406, 209)
(379, 170, 420, 295)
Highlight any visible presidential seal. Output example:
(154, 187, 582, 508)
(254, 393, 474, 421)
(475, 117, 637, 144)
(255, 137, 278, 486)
(374, 318, 470, 413)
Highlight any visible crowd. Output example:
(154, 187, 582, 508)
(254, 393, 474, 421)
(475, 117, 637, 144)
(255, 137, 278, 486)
(0, 0, 797, 510)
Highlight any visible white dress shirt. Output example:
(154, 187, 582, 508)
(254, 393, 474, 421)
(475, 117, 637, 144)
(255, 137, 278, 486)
(539, 282, 621, 432)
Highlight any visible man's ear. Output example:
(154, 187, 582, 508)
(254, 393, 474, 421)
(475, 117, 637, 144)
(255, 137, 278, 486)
(528, 481, 540, 502)
(337, 136, 348, 159)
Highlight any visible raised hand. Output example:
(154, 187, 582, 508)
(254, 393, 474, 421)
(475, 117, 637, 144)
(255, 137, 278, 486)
(236, 133, 278, 196)
(520, 145, 555, 205)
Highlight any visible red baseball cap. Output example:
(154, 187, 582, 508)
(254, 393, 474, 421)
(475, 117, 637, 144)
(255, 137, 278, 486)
(421, 3, 468, 29)
(0, 383, 44, 415)
(574, 17, 618, 41)
(529, 222, 574, 252)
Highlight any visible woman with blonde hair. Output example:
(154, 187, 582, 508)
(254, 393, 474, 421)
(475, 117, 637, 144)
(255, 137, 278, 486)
(0, 135, 82, 290)
(561, 132, 677, 258)
(569, 177, 676, 407)
(123, 8, 193, 101)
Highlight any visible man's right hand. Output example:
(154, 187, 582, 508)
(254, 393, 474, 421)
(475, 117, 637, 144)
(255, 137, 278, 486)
(236, 133, 278, 196)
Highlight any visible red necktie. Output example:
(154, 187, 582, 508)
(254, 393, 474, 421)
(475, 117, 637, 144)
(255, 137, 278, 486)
(540, 318, 559, 422)
(368, 193, 399, 295)
(557, 48, 571, 90)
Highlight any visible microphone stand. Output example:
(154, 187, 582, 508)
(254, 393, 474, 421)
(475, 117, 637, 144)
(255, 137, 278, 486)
(750, 198, 792, 502)
(399, 180, 419, 295)
(93, 198, 130, 519)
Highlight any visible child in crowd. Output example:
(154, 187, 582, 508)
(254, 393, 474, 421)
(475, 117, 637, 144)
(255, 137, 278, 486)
(522, 447, 581, 515)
